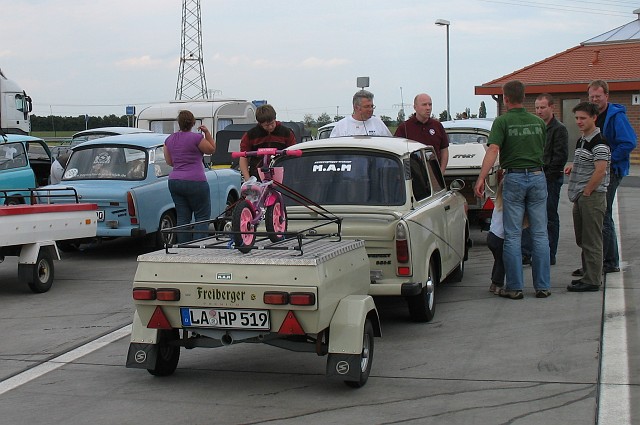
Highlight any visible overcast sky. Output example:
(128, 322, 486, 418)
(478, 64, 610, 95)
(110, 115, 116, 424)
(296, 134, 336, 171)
(1, 0, 637, 122)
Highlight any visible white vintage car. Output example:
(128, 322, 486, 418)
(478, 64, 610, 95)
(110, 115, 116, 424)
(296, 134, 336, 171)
(443, 118, 500, 229)
(275, 136, 471, 322)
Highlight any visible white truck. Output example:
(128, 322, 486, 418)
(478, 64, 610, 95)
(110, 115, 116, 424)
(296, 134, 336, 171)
(0, 68, 32, 135)
(126, 232, 382, 388)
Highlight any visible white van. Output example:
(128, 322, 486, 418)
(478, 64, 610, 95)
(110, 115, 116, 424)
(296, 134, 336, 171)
(136, 100, 256, 134)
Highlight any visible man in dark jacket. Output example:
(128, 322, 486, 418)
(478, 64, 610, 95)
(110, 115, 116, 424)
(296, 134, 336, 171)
(584, 80, 637, 274)
(522, 93, 569, 266)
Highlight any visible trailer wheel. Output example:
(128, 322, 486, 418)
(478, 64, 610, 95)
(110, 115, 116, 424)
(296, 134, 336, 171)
(215, 192, 237, 232)
(407, 258, 437, 322)
(344, 319, 374, 388)
(232, 199, 255, 253)
(148, 329, 180, 377)
(19, 250, 55, 293)
(265, 198, 287, 242)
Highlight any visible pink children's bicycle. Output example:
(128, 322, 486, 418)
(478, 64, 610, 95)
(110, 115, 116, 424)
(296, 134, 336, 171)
(230, 148, 302, 253)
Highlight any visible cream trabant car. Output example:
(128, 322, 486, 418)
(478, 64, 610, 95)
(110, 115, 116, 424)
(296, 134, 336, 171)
(275, 136, 471, 322)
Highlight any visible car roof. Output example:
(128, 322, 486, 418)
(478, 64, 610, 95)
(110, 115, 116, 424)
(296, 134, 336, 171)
(74, 132, 169, 149)
(286, 136, 433, 156)
(1, 134, 46, 143)
(72, 127, 153, 139)
(442, 118, 494, 131)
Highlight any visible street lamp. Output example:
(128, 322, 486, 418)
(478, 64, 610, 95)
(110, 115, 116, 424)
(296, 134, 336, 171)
(435, 18, 451, 121)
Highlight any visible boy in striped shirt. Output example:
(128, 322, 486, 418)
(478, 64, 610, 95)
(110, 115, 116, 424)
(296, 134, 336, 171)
(564, 102, 610, 292)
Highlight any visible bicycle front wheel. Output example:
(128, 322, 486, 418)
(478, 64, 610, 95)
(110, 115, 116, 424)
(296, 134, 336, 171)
(232, 199, 256, 253)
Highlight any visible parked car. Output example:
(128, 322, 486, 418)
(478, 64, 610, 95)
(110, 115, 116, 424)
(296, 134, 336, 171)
(0, 134, 53, 204)
(316, 122, 335, 139)
(274, 136, 471, 322)
(442, 118, 500, 229)
(39, 133, 241, 248)
(49, 127, 152, 159)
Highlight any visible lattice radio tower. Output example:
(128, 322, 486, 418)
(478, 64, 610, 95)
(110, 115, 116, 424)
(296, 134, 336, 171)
(175, 0, 208, 100)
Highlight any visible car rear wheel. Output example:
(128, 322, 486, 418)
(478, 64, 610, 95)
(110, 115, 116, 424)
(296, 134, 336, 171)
(155, 211, 177, 248)
(407, 258, 437, 322)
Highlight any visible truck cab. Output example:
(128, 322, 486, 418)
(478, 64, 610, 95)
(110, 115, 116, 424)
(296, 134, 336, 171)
(0, 69, 32, 135)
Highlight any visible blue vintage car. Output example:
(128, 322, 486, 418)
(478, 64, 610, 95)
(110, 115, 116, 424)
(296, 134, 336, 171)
(39, 133, 241, 247)
(0, 134, 53, 204)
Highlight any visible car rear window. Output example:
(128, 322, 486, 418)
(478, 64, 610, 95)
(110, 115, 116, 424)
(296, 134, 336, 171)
(63, 146, 148, 181)
(446, 132, 488, 144)
(277, 151, 405, 206)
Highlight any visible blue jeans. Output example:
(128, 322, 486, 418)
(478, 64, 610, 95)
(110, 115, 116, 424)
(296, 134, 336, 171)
(521, 175, 563, 259)
(502, 171, 550, 291)
(168, 179, 211, 243)
(603, 171, 621, 269)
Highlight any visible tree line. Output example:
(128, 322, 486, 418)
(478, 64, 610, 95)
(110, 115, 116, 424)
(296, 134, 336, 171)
(303, 101, 487, 127)
(31, 114, 129, 132)
(31, 101, 488, 132)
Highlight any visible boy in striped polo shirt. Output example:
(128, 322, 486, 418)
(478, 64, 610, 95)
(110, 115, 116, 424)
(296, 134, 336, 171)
(564, 102, 611, 292)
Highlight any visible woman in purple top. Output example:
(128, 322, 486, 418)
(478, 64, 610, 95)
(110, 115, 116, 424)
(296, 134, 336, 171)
(163, 110, 216, 243)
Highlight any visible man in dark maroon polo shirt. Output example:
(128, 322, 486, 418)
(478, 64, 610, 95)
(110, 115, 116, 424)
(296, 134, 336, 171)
(394, 93, 449, 173)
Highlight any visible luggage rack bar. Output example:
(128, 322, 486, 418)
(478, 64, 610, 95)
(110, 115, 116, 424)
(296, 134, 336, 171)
(162, 216, 342, 256)
(2, 187, 82, 204)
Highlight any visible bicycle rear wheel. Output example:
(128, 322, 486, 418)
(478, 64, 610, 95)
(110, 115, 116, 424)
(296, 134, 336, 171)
(265, 198, 287, 242)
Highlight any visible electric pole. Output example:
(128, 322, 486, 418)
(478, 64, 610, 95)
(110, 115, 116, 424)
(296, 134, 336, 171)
(175, 0, 208, 100)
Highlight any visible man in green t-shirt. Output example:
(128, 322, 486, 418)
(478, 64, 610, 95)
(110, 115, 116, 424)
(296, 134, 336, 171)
(474, 80, 550, 300)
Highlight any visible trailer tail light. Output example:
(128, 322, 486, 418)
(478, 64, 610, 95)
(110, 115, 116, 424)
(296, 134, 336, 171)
(147, 306, 172, 329)
(289, 293, 315, 306)
(156, 288, 180, 301)
(133, 287, 156, 300)
(264, 291, 288, 305)
(277, 311, 305, 335)
(127, 192, 138, 225)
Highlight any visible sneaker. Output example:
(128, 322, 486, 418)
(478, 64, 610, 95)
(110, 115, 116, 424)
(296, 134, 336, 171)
(522, 255, 532, 265)
(535, 290, 551, 298)
(571, 268, 584, 277)
(603, 266, 620, 274)
(550, 257, 556, 266)
(489, 283, 497, 293)
(499, 289, 524, 300)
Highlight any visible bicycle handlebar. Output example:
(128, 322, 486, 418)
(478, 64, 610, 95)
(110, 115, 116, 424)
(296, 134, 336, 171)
(232, 149, 302, 158)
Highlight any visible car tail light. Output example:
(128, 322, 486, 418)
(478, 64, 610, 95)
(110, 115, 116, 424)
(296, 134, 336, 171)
(264, 292, 288, 305)
(277, 311, 305, 335)
(397, 267, 412, 276)
(289, 293, 315, 306)
(156, 288, 180, 301)
(133, 287, 156, 300)
(482, 197, 495, 211)
(127, 191, 138, 225)
(395, 222, 409, 263)
(147, 306, 172, 329)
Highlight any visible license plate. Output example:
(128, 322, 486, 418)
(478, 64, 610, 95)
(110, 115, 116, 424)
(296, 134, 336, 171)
(180, 307, 270, 330)
(96, 210, 105, 221)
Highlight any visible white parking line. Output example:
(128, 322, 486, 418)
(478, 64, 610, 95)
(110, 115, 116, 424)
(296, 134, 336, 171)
(0, 324, 131, 396)
(597, 198, 631, 424)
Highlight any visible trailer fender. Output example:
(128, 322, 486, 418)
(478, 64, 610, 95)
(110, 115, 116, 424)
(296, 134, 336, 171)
(126, 312, 162, 369)
(18, 242, 60, 264)
(328, 295, 380, 355)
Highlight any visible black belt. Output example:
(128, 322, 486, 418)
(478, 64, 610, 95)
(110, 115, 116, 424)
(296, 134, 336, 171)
(505, 167, 542, 174)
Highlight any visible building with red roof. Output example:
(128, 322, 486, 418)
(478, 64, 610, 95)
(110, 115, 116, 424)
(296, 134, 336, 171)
(476, 9, 640, 162)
